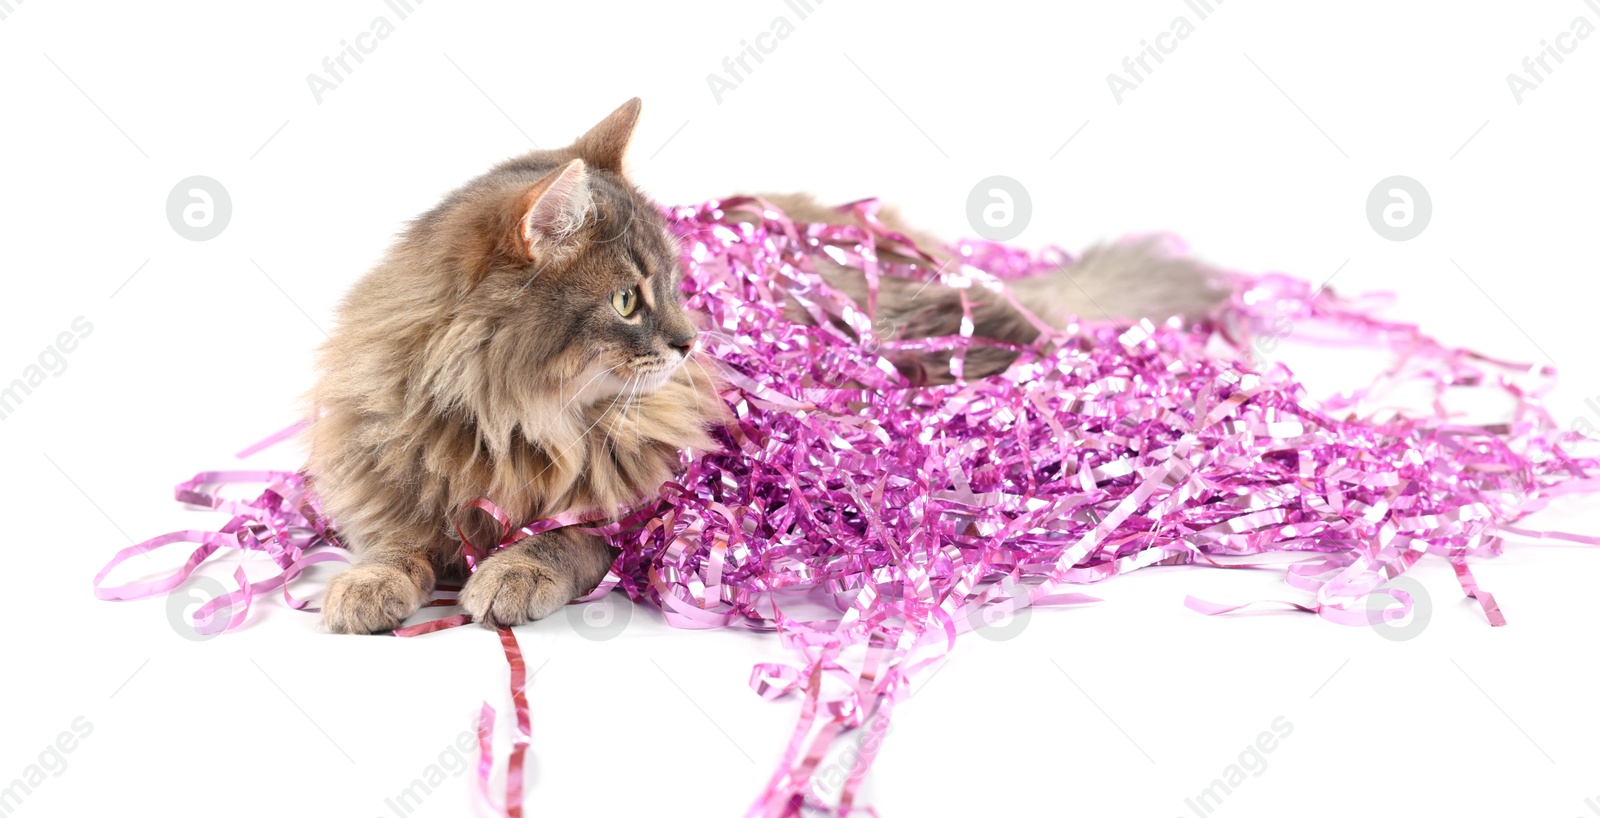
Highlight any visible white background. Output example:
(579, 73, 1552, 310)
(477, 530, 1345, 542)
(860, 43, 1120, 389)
(3, 1, 1600, 816)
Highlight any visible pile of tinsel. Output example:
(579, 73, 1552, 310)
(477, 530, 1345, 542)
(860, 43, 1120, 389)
(96, 197, 1599, 817)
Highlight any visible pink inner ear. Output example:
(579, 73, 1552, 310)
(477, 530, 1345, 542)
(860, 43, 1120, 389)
(521, 160, 591, 251)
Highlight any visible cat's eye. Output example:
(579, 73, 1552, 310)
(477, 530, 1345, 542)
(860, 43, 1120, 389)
(611, 287, 639, 318)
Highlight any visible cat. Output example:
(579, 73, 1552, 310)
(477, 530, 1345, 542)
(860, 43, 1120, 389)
(311, 98, 1225, 634)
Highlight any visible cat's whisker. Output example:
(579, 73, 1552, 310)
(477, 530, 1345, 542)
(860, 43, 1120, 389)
(696, 330, 754, 356)
(611, 374, 643, 464)
(606, 372, 643, 464)
(509, 370, 637, 499)
(632, 381, 641, 442)
(555, 363, 622, 417)
(601, 374, 627, 451)
(682, 357, 704, 412)
(687, 355, 717, 415)
(599, 371, 639, 465)
(624, 369, 646, 429)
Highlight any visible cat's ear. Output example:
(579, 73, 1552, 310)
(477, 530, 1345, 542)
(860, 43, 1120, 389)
(573, 97, 642, 172)
(517, 158, 591, 257)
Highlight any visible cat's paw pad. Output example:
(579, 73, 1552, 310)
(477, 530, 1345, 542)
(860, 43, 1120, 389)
(460, 556, 570, 628)
(322, 564, 427, 634)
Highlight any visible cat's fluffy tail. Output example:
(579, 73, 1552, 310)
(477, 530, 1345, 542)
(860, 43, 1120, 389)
(865, 238, 1230, 382)
(749, 192, 1233, 382)
(1005, 237, 1231, 328)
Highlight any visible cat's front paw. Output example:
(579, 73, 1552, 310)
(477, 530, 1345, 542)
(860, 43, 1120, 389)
(323, 563, 428, 634)
(460, 553, 571, 628)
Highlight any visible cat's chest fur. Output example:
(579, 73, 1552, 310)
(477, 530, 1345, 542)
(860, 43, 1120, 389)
(475, 369, 720, 523)
(310, 363, 720, 560)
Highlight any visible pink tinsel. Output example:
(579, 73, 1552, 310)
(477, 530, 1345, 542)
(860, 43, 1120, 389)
(96, 197, 1600, 817)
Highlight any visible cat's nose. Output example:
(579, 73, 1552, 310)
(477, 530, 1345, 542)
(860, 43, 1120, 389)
(668, 329, 697, 357)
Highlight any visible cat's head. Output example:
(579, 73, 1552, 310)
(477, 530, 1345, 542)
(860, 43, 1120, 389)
(403, 99, 700, 425)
